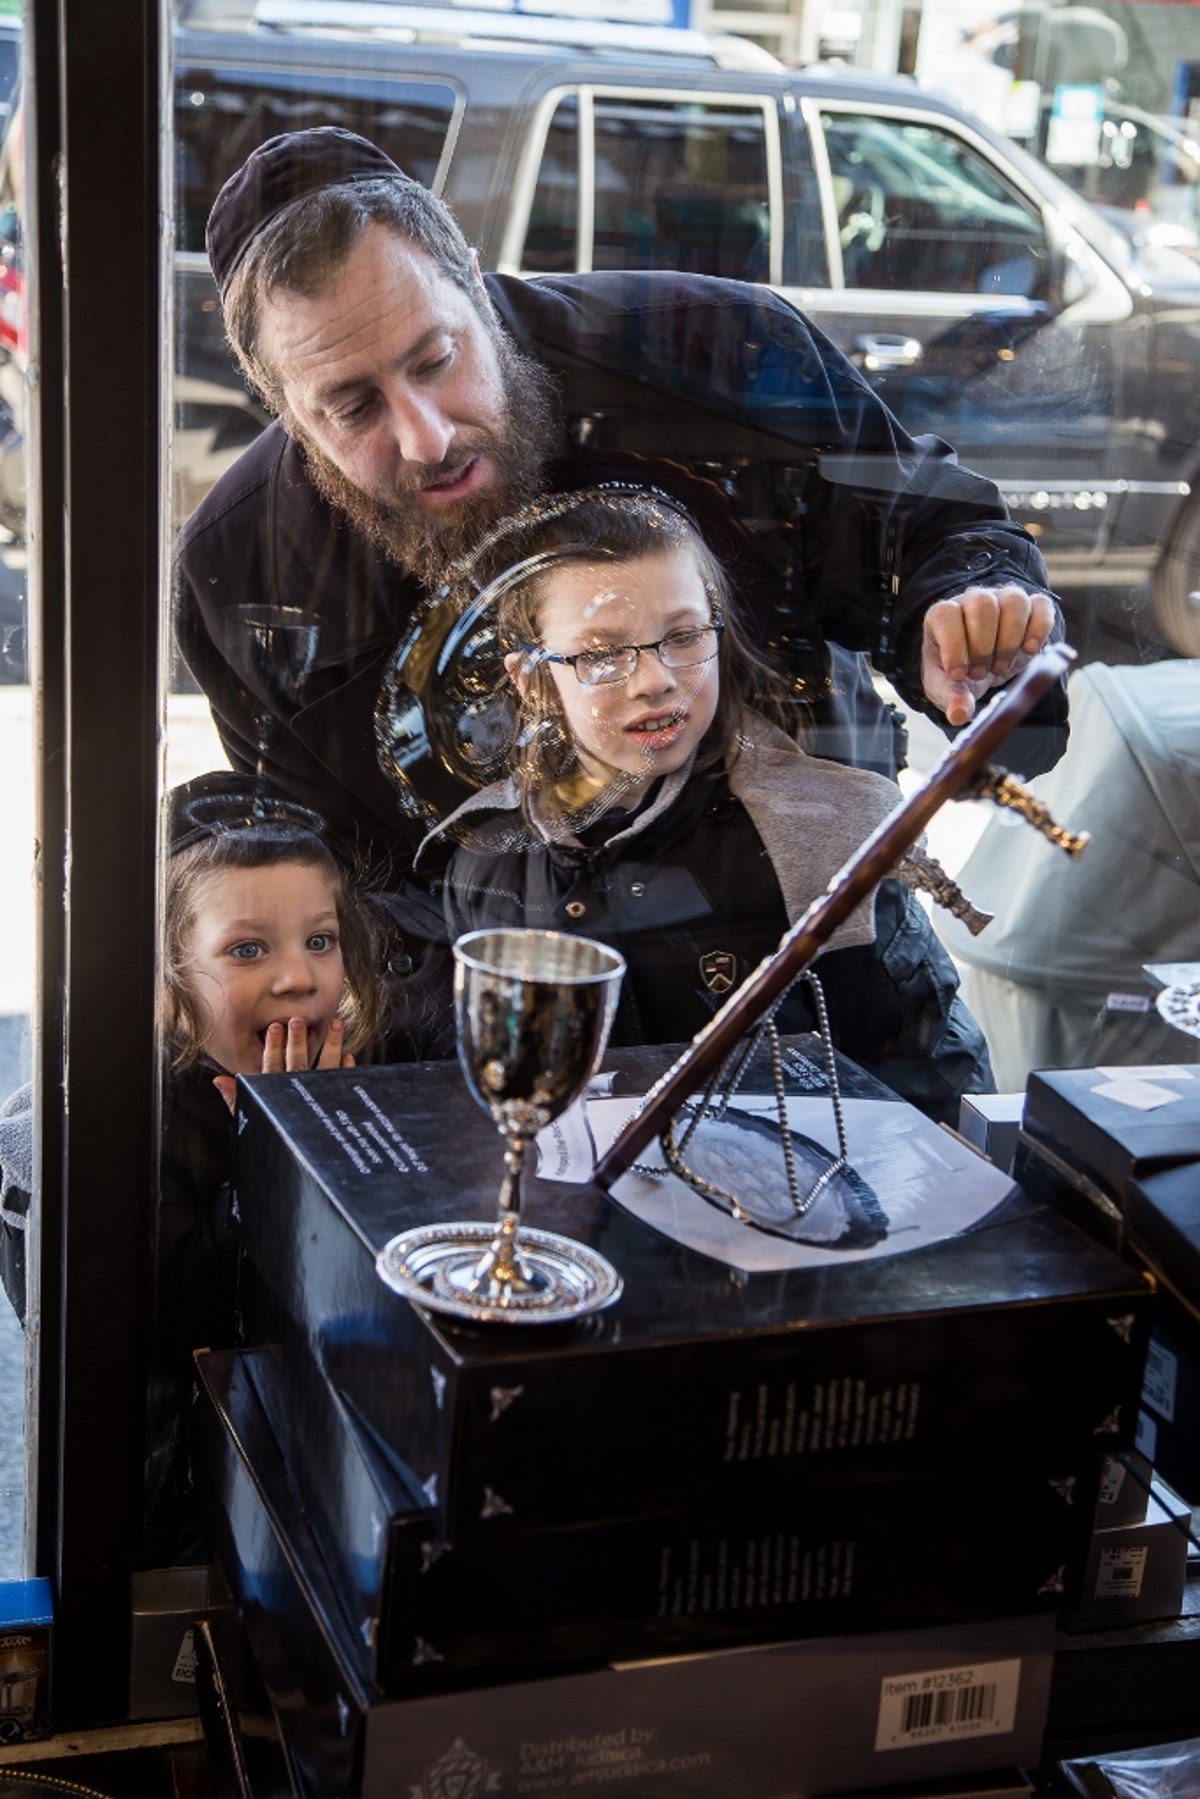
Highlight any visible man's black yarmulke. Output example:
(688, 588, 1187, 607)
(205, 126, 407, 294)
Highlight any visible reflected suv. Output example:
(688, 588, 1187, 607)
(12, 2, 1200, 667)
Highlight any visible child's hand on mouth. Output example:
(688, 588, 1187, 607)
(212, 1016, 355, 1111)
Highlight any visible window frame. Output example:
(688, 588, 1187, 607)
(26, 0, 164, 1728)
(500, 81, 785, 286)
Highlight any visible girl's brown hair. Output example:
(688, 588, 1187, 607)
(459, 488, 801, 824)
(162, 817, 390, 1075)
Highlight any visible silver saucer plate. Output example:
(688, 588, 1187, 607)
(376, 1221, 623, 1324)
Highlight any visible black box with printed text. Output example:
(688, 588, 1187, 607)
(195, 1347, 1058, 1799)
(230, 1055, 1152, 1548)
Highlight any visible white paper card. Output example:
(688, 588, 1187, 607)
(533, 1099, 597, 1183)
(532, 1073, 619, 1182)
(1089, 1079, 1182, 1112)
(586, 1095, 1015, 1273)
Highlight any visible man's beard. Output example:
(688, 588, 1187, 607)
(288, 330, 558, 588)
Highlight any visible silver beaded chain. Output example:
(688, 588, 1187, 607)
(636, 970, 849, 1228)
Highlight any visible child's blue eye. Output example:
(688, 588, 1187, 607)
(228, 941, 263, 961)
(308, 932, 338, 953)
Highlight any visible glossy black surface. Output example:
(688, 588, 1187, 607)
(195, 1350, 1064, 1798)
(231, 1047, 1153, 1552)
(1127, 1163, 1200, 1295)
(302, 1339, 1103, 1688)
(1025, 1068, 1200, 1203)
(194, 1350, 374, 1799)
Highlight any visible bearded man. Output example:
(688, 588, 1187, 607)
(175, 128, 1065, 1050)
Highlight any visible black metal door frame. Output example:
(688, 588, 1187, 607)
(28, 0, 162, 1727)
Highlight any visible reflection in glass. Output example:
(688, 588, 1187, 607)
(233, 602, 320, 797)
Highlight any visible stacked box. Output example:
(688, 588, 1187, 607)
(1064, 1474, 1191, 1633)
(225, 1056, 1152, 1687)
(1093, 1452, 1153, 1531)
(1022, 1067, 1200, 1205)
(195, 1348, 1060, 1799)
(958, 1094, 1025, 1176)
(243, 1344, 1097, 1689)
(1021, 1068, 1200, 1502)
(128, 1564, 234, 1721)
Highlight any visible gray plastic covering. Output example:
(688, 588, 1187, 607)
(1066, 1736, 1200, 1798)
(937, 659, 1200, 1086)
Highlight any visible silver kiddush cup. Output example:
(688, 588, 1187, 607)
(378, 928, 626, 1323)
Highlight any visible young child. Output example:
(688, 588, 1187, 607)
(422, 486, 992, 1125)
(1, 772, 392, 1559)
(162, 772, 388, 1099)
(151, 772, 392, 1553)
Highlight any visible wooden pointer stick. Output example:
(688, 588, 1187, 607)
(595, 643, 1075, 1189)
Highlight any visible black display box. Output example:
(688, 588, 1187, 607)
(828, 1778, 1033, 1799)
(230, 1056, 1153, 1556)
(1123, 1161, 1200, 1295)
(238, 1341, 1099, 1690)
(1127, 1163, 1200, 1502)
(194, 1348, 1060, 1799)
(1016, 1073, 1200, 1504)
(1023, 1067, 1200, 1217)
(1136, 1279, 1200, 1505)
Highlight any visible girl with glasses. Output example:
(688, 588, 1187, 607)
(422, 487, 992, 1125)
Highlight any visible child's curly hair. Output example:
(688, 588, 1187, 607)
(162, 790, 390, 1075)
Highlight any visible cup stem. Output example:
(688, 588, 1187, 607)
(470, 1130, 538, 1298)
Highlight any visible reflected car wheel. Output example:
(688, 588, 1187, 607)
(1152, 494, 1200, 657)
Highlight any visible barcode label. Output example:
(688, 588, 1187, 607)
(876, 1657, 1021, 1750)
(902, 1683, 997, 1733)
(1142, 1339, 1177, 1423)
(1099, 1458, 1127, 1507)
(1095, 1544, 1148, 1600)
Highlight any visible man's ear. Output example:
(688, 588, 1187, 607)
(471, 249, 487, 295)
(503, 648, 529, 692)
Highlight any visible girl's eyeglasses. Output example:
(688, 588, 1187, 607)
(522, 621, 724, 688)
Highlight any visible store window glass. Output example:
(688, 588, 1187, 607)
(522, 94, 579, 273)
(162, 6, 1200, 1155)
(171, 62, 456, 533)
(159, 3, 1200, 1610)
